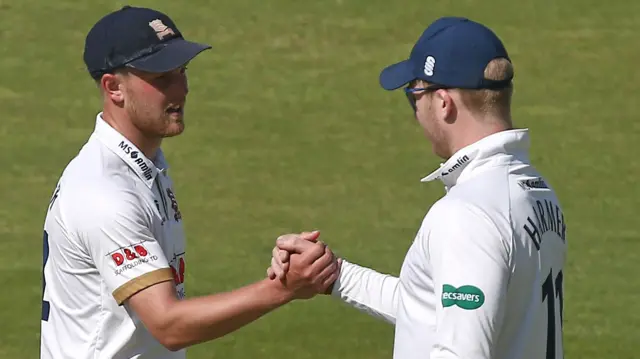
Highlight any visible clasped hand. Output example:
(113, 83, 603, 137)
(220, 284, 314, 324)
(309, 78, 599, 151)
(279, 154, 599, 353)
(266, 230, 341, 300)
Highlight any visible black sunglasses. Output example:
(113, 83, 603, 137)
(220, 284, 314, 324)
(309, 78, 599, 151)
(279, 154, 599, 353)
(403, 83, 450, 112)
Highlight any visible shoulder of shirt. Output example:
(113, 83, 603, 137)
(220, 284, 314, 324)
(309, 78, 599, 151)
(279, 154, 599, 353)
(60, 178, 149, 223)
(451, 163, 511, 197)
(422, 193, 506, 237)
(420, 177, 516, 253)
(425, 196, 483, 223)
(418, 197, 511, 259)
(57, 143, 152, 225)
(59, 135, 149, 199)
(441, 166, 511, 216)
(62, 133, 144, 182)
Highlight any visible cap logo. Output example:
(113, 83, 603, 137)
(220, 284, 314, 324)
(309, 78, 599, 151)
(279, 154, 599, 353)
(424, 56, 436, 76)
(148, 19, 175, 40)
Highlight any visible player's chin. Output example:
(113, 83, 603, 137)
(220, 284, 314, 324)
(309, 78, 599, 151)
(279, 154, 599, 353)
(163, 120, 185, 137)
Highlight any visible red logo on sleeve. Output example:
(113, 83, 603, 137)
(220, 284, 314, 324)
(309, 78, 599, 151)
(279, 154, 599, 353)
(111, 252, 125, 266)
(109, 244, 149, 267)
(170, 253, 186, 285)
(171, 257, 185, 284)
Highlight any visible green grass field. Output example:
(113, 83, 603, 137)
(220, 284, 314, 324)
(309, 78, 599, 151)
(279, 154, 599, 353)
(1, 0, 639, 357)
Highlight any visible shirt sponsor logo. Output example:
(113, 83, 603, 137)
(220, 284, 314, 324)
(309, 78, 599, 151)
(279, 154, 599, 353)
(442, 284, 485, 310)
(118, 141, 153, 180)
(107, 243, 159, 276)
(170, 253, 186, 285)
(518, 177, 548, 191)
(113, 255, 160, 276)
(170, 253, 186, 299)
(441, 155, 470, 176)
(166, 188, 182, 222)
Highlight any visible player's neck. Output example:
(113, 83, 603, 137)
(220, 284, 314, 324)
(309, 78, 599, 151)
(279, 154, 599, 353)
(101, 110, 162, 161)
(445, 116, 512, 158)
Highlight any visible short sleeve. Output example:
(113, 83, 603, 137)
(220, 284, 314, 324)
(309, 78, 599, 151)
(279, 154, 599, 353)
(427, 199, 512, 359)
(70, 186, 173, 305)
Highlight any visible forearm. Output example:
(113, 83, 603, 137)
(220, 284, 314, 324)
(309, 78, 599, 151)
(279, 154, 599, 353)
(161, 279, 290, 350)
(331, 259, 400, 324)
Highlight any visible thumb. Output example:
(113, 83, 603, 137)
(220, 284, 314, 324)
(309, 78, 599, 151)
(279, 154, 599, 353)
(299, 230, 320, 242)
(276, 235, 317, 254)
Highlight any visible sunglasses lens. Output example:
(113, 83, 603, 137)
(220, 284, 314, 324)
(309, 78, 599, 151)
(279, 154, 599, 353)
(405, 91, 416, 112)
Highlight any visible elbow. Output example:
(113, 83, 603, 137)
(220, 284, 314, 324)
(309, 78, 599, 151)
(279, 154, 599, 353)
(148, 317, 187, 352)
(146, 307, 209, 352)
(157, 330, 213, 352)
(162, 342, 185, 352)
(155, 329, 187, 352)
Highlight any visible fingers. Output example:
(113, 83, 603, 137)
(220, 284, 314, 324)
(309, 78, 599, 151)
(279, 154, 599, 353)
(299, 230, 320, 242)
(270, 230, 328, 284)
(307, 244, 335, 274)
(276, 235, 323, 256)
(273, 245, 289, 262)
(314, 256, 338, 284)
(300, 240, 330, 265)
(280, 261, 289, 279)
(321, 267, 340, 292)
(270, 256, 290, 279)
(272, 246, 289, 267)
(275, 230, 320, 253)
(324, 257, 342, 291)
(314, 253, 340, 294)
(279, 249, 289, 262)
(270, 256, 283, 279)
(268, 231, 317, 281)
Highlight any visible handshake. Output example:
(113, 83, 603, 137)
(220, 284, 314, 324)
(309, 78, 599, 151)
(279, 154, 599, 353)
(266, 230, 342, 300)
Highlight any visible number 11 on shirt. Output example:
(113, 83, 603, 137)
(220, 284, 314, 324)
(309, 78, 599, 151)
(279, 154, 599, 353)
(542, 269, 564, 359)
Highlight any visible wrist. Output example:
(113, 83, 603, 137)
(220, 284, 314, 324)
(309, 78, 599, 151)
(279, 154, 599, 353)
(260, 278, 295, 306)
(323, 282, 336, 295)
(323, 257, 344, 295)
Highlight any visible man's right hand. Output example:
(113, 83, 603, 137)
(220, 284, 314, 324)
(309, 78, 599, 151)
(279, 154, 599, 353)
(267, 231, 319, 280)
(267, 231, 341, 297)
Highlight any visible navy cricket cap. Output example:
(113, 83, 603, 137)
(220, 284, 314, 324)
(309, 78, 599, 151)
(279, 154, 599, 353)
(379, 17, 512, 91)
(83, 5, 211, 79)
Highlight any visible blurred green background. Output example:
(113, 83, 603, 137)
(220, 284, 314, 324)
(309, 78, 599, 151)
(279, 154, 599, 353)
(1, 0, 638, 357)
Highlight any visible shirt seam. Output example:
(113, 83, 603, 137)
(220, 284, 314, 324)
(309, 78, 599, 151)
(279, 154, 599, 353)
(91, 274, 107, 359)
(505, 162, 516, 286)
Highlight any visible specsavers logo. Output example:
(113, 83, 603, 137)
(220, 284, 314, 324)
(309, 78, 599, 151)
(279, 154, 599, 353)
(442, 284, 485, 310)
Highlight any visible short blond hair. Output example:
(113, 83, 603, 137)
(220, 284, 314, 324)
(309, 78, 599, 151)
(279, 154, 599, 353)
(458, 58, 514, 117)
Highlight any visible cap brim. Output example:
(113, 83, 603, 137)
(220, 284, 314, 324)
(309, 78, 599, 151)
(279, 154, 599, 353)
(379, 60, 415, 90)
(128, 38, 211, 73)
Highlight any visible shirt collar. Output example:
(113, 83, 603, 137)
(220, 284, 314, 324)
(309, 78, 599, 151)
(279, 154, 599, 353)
(421, 129, 531, 189)
(92, 112, 169, 188)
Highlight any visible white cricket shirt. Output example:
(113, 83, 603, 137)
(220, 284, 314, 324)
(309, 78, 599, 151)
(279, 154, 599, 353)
(332, 129, 567, 359)
(40, 113, 187, 359)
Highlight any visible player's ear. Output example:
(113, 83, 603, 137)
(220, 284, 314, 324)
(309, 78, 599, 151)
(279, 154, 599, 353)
(101, 73, 125, 104)
(435, 89, 457, 124)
